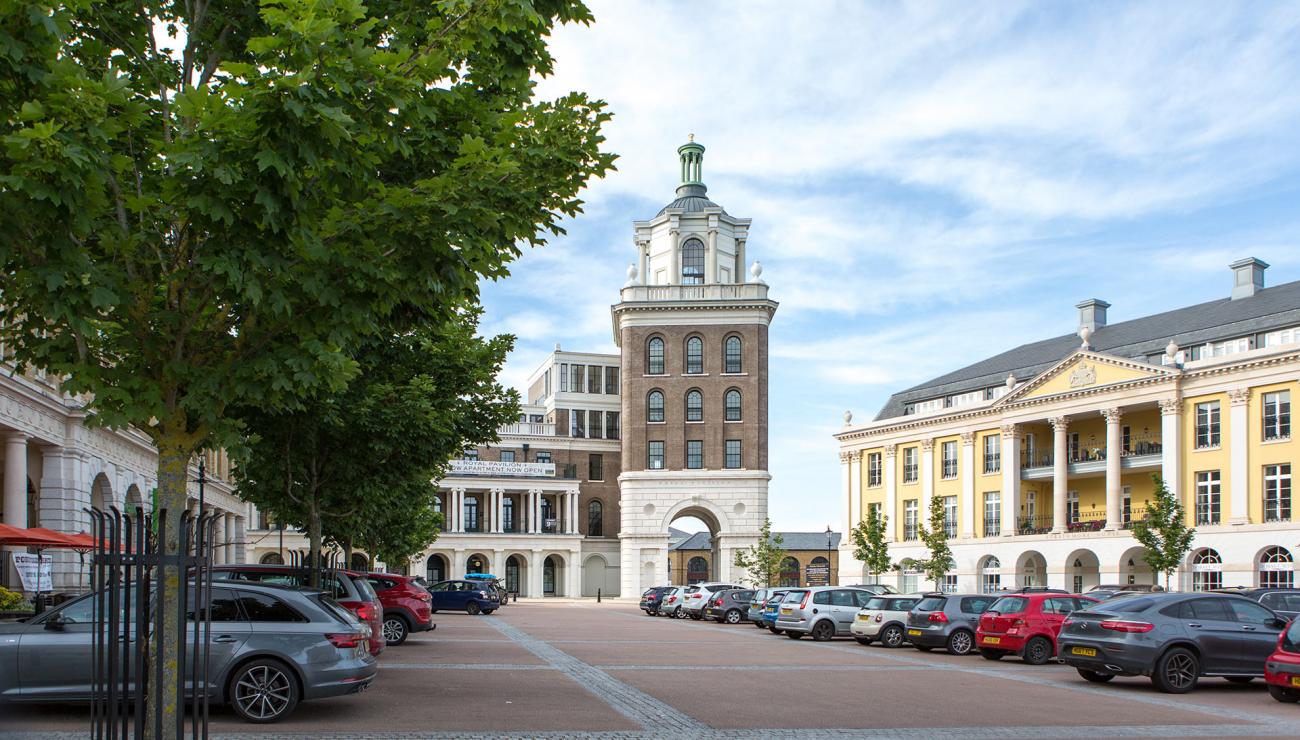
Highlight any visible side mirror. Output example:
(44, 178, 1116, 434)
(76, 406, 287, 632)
(1271, 617, 1288, 630)
(44, 613, 65, 632)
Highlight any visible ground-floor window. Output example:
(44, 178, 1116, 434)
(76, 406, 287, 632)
(941, 574, 958, 593)
(779, 556, 800, 587)
(687, 556, 710, 584)
(1192, 549, 1223, 591)
(1259, 546, 1294, 588)
(980, 556, 1001, 593)
(427, 555, 447, 583)
(467, 554, 487, 575)
(543, 556, 557, 595)
(506, 557, 521, 594)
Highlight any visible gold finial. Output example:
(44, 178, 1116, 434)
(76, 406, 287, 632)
(688, 133, 694, 142)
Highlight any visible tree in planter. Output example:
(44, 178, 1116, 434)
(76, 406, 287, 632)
(916, 496, 955, 591)
(1130, 475, 1196, 591)
(850, 506, 893, 584)
(732, 518, 786, 587)
(1, 1, 610, 729)
(235, 310, 518, 583)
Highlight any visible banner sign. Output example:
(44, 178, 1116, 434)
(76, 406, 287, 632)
(11, 553, 53, 592)
(448, 459, 556, 477)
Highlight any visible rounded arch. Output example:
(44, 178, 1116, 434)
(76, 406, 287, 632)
(661, 499, 728, 537)
(125, 484, 145, 515)
(778, 556, 801, 587)
(680, 237, 705, 284)
(505, 553, 527, 595)
(723, 334, 743, 374)
(646, 335, 666, 375)
(1189, 547, 1223, 591)
(684, 335, 704, 374)
(1257, 545, 1295, 588)
(1065, 548, 1101, 593)
(350, 553, 370, 571)
(807, 556, 830, 586)
(91, 472, 114, 513)
(978, 554, 1003, 593)
(260, 552, 285, 565)
(1014, 550, 1048, 589)
(724, 388, 742, 421)
(582, 553, 612, 597)
(425, 553, 449, 583)
(686, 555, 710, 584)
(543, 552, 568, 596)
(684, 388, 704, 422)
(465, 552, 490, 576)
(1117, 546, 1155, 587)
(647, 389, 665, 423)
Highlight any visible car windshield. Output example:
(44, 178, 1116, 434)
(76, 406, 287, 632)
(914, 597, 945, 611)
(863, 597, 887, 610)
(987, 597, 1028, 614)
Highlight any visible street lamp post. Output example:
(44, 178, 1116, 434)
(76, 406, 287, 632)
(825, 525, 833, 586)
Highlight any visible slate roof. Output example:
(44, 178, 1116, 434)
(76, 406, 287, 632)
(671, 531, 842, 551)
(875, 278, 1300, 420)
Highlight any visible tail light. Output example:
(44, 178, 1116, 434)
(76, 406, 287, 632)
(928, 611, 949, 624)
(1100, 620, 1154, 633)
(1062, 617, 1075, 627)
(874, 613, 883, 623)
(799, 592, 811, 609)
(351, 603, 375, 623)
(326, 632, 366, 649)
(712, 598, 723, 606)
(417, 590, 431, 602)
(1012, 618, 1026, 626)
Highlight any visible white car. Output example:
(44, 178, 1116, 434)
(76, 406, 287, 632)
(659, 587, 688, 618)
(681, 583, 740, 620)
(851, 593, 923, 647)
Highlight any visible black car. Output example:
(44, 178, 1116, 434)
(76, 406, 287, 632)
(640, 586, 675, 616)
(1058, 592, 1288, 693)
(704, 588, 756, 624)
(1210, 587, 1300, 620)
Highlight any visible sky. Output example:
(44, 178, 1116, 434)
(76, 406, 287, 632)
(477, 1, 1300, 533)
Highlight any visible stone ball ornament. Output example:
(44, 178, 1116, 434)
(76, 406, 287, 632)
(750, 261, 765, 284)
(843, 410, 853, 426)
(624, 263, 638, 287)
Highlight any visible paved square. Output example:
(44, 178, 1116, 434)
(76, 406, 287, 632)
(4, 602, 1300, 739)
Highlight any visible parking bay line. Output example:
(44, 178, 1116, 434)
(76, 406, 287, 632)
(481, 613, 710, 734)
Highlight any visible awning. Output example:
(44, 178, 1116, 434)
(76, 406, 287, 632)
(0, 524, 95, 551)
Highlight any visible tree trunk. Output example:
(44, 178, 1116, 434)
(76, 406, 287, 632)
(307, 500, 323, 589)
(145, 434, 193, 740)
(342, 536, 353, 571)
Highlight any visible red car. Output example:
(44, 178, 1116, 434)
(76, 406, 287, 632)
(977, 593, 1099, 664)
(212, 564, 386, 656)
(1266, 617, 1300, 703)
(366, 573, 434, 646)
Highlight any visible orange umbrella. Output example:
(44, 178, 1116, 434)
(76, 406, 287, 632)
(0, 523, 76, 549)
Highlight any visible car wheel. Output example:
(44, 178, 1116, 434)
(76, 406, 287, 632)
(979, 648, 1005, 661)
(855, 637, 873, 646)
(786, 631, 803, 639)
(229, 659, 299, 724)
(674, 607, 686, 619)
(382, 615, 410, 646)
(1077, 668, 1115, 684)
(1152, 647, 1199, 694)
(1268, 685, 1300, 703)
(1225, 676, 1254, 684)
(1023, 636, 1052, 666)
(725, 609, 742, 625)
(690, 613, 702, 621)
(946, 630, 975, 656)
(466, 601, 481, 615)
(767, 624, 779, 634)
(881, 625, 905, 648)
(755, 621, 767, 629)
(811, 620, 835, 642)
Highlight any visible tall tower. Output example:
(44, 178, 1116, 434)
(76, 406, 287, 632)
(615, 138, 778, 593)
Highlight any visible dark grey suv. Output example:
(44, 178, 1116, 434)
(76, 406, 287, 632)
(1058, 592, 1289, 693)
(905, 593, 998, 655)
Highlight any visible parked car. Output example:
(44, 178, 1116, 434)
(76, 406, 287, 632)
(465, 573, 510, 605)
(659, 587, 687, 618)
(682, 583, 741, 620)
(759, 589, 789, 632)
(746, 589, 775, 627)
(213, 564, 385, 656)
(1058, 592, 1288, 693)
(775, 586, 873, 641)
(850, 594, 922, 647)
(705, 589, 756, 624)
(0, 581, 377, 723)
(977, 593, 1099, 664)
(905, 593, 998, 655)
(364, 573, 434, 646)
(1265, 616, 1300, 703)
(640, 586, 675, 616)
(1211, 587, 1300, 621)
(424, 579, 499, 615)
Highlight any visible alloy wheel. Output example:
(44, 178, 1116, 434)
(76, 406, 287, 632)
(882, 626, 903, 648)
(234, 664, 292, 722)
(948, 630, 973, 655)
(1164, 652, 1197, 691)
(382, 617, 407, 645)
(726, 609, 741, 624)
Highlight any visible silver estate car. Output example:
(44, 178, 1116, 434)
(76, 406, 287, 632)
(775, 586, 873, 640)
(0, 582, 377, 723)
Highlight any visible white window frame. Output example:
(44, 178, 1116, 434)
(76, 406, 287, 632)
(1263, 391, 1291, 441)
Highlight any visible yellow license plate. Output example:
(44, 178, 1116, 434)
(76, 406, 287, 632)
(983, 636, 1001, 645)
(1071, 646, 1097, 657)
(781, 607, 792, 614)
(857, 614, 871, 621)
(1291, 676, 1300, 688)
(907, 629, 922, 636)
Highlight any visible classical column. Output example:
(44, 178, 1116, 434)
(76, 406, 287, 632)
(528, 548, 544, 597)
(736, 238, 746, 281)
(840, 452, 853, 534)
(568, 493, 578, 535)
(883, 445, 897, 542)
(705, 229, 718, 284)
(528, 489, 542, 534)
(1103, 409, 1123, 531)
(636, 239, 648, 285)
(453, 488, 466, 533)
(3, 433, 28, 528)
(960, 432, 976, 539)
(211, 511, 226, 565)
(567, 549, 582, 597)
(669, 229, 680, 285)
(232, 515, 247, 564)
(491, 488, 505, 533)
(1051, 417, 1069, 533)
(920, 439, 935, 515)
(1227, 388, 1251, 524)
(1159, 398, 1182, 507)
(1000, 425, 1021, 537)
(848, 451, 863, 530)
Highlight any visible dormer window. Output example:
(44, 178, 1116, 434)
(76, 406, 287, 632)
(681, 238, 705, 284)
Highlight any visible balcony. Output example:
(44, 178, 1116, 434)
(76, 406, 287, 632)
(499, 421, 556, 436)
(1021, 445, 1163, 480)
(981, 518, 1002, 538)
(619, 282, 771, 304)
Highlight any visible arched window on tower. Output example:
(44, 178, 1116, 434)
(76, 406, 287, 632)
(648, 390, 665, 422)
(725, 389, 742, 421)
(724, 336, 742, 373)
(686, 390, 703, 422)
(647, 337, 665, 375)
(681, 238, 705, 284)
(587, 500, 603, 537)
(686, 337, 703, 374)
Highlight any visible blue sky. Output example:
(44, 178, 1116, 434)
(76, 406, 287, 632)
(478, 1, 1300, 533)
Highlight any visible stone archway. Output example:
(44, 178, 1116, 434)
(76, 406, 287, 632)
(426, 553, 449, 583)
(543, 553, 565, 596)
(1065, 549, 1100, 593)
(506, 554, 527, 596)
(1118, 546, 1156, 588)
(125, 484, 145, 515)
(1015, 550, 1048, 589)
(582, 554, 609, 597)
(90, 472, 114, 514)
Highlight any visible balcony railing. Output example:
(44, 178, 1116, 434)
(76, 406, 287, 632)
(902, 527, 919, 542)
(1120, 507, 1147, 530)
(1023, 442, 1164, 471)
(1066, 510, 1107, 533)
(499, 421, 556, 436)
(620, 283, 771, 304)
(1018, 514, 1052, 536)
(982, 518, 1001, 537)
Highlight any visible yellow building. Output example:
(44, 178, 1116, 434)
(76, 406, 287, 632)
(836, 258, 1298, 594)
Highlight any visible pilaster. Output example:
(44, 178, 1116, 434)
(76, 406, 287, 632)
(959, 432, 975, 539)
(1228, 388, 1251, 524)
(999, 425, 1020, 537)
(883, 445, 897, 542)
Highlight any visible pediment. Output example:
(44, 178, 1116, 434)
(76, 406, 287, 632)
(1000, 351, 1178, 404)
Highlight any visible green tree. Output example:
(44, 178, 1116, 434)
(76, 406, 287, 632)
(850, 506, 893, 581)
(234, 309, 518, 580)
(0, 2, 610, 731)
(732, 518, 786, 587)
(917, 496, 954, 591)
(1131, 475, 1196, 591)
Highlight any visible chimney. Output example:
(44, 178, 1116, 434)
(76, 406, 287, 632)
(1076, 299, 1110, 334)
(1229, 257, 1268, 300)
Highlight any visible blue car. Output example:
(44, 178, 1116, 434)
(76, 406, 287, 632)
(426, 579, 499, 615)
(746, 588, 776, 627)
(759, 589, 790, 633)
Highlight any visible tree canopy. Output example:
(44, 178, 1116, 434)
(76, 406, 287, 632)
(732, 518, 786, 587)
(1131, 475, 1196, 591)
(850, 505, 892, 580)
(917, 496, 954, 591)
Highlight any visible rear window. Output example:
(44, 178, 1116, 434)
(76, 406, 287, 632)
(352, 576, 378, 602)
(783, 590, 807, 604)
(685, 586, 701, 594)
(914, 597, 945, 611)
(1261, 593, 1300, 612)
(1102, 597, 1156, 614)
(312, 594, 361, 626)
(237, 591, 307, 622)
(892, 598, 919, 611)
(864, 597, 887, 610)
(988, 597, 1028, 614)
